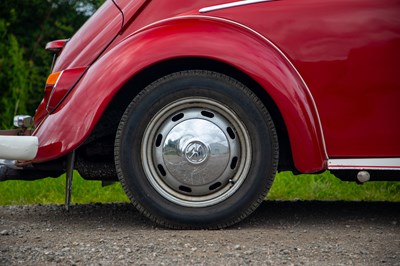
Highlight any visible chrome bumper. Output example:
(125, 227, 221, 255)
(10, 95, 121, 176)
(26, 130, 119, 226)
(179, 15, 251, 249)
(0, 135, 38, 160)
(0, 115, 38, 161)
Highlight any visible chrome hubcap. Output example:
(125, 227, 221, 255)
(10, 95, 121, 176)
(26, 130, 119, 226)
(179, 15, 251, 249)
(141, 97, 251, 207)
(156, 110, 238, 194)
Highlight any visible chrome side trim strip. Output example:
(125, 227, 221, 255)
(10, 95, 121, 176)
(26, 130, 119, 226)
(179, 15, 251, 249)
(199, 0, 274, 13)
(328, 158, 400, 170)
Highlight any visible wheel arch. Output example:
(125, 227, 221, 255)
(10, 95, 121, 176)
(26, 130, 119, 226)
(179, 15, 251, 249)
(33, 16, 326, 172)
(89, 57, 295, 172)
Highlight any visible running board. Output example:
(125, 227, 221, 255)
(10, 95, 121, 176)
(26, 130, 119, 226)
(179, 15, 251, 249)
(328, 158, 400, 170)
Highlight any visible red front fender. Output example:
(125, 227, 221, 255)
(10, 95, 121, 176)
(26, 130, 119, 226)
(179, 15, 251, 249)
(33, 16, 327, 173)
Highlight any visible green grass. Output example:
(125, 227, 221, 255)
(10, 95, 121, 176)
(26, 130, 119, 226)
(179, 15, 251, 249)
(0, 172, 129, 206)
(268, 171, 400, 201)
(0, 171, 399, 206)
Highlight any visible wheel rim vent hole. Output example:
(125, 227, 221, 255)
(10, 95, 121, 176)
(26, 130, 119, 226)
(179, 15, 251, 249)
(209, 182, 221, 191)
(230, 156, 238, 170)
(155, 134, 163, 147)
(201, 111, 214, 118)
(172, 113, 184, 122)
(157, 164, 167, 176)
(179, 185, 192, 193)
(227, 127, 235, 139)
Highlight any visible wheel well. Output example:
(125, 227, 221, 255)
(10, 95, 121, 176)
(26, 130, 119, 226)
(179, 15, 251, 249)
(83, 57, 295, 173)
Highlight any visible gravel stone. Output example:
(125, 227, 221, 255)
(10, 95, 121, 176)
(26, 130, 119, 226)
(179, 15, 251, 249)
(0, 201, 399, 265)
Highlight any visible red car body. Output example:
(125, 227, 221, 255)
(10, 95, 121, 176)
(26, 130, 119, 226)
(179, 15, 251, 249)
(1, 0, 399, 228)
(34, 0, 400, 172)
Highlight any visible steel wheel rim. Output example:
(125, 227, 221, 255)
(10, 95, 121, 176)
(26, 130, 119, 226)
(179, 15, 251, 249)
(141, 97, 251, 207)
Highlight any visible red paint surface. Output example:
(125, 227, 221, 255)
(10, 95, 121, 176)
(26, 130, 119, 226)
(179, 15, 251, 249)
(33, 0, 400, 172)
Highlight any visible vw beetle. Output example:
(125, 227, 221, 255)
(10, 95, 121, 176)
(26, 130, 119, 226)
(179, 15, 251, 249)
(1, 0, 399, 229)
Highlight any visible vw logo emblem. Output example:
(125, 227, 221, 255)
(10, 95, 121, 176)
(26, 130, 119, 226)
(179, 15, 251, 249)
(184, 141, 209, 164)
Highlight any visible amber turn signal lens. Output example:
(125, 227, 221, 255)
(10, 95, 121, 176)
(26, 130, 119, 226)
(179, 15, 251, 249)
(46, 71, 61, 86)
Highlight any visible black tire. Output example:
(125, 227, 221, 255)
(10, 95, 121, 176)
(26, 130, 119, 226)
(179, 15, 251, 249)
(115, 70, 278, 229)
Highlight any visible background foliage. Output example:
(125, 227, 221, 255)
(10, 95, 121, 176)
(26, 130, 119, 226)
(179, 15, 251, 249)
(0, 0, 104, 129)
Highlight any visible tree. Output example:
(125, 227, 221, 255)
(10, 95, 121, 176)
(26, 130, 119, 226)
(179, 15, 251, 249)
(0, 0, 104, 128)
(0, 20, 33, 128)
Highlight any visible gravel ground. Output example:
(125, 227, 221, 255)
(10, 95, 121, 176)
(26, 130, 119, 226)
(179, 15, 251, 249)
(0, 201, 399, 265)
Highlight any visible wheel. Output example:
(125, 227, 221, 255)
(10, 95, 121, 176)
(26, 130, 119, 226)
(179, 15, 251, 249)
(115, 70, 278, 229)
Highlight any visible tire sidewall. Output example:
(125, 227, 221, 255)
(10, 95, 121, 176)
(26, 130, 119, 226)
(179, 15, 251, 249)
(116, 71, 277, 228)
